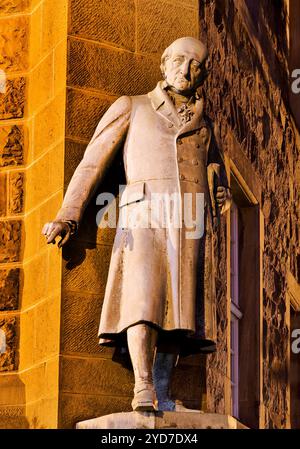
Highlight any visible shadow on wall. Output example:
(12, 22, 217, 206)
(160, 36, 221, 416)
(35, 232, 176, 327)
(62, 149, 126, 270)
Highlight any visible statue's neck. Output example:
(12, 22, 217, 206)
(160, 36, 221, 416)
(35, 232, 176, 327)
(166, 87, 195, 109)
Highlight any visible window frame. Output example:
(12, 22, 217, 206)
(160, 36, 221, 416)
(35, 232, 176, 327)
(230, 200, 243, 419)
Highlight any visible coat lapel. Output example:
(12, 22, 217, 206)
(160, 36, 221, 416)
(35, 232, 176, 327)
(148, 82, 205, 134)
(148, 82, 181, 129)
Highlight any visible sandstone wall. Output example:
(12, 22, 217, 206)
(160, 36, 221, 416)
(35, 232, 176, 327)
(200, 0, 300, 428)
(0, 0, 68, 428)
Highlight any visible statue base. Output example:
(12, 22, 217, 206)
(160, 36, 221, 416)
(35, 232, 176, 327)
(76, 411, 248, 429)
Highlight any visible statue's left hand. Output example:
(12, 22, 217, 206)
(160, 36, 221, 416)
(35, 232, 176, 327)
(42, 221, 72, 248)
(216, 186, 232, 215)
(216, 186, 227, 207)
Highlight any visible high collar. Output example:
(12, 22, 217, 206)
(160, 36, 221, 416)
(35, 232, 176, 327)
(148, 81, 205, 133)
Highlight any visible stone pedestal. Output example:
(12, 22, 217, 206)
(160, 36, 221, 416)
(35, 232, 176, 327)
(76, 412, 248, 429)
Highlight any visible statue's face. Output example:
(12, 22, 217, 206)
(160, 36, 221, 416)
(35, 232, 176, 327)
(162, 40, 207, 95)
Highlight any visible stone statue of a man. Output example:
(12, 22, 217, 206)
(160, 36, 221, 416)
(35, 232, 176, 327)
(43, 37, 231, 412)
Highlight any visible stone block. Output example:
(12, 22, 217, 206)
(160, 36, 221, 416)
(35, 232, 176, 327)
(19, 295, 60, 367)
(28, 51, 54, 114)
(61, 290, 107, 354)
(41, 0, 68, 56)
(180, 0, 198, 6)
(18, 308, 35, 369)
(30, 0, 40, 10)
(8, 171, 24, 215)
(29, 3, 42, 66)
(70, 0, 135, 51)
(66, 88, 115, 141)
(0, 172, 7, 216)
(0, 0, 29, 15)
(47, 140, 64, 192)
(45, 356, 60, 398)
(34, 295, 60, 362)
(0, 0, 30, 15)
(19, 363, 46, 403)
(25, 395, 59, 429)
(68, 37, 160, 96)
(47, 245, 62, 295)
(0, 268, 20, 310)
(0, 415, 29, 429)
(25, 142, 64, 211)
(33, 91, 65, 157)
(0, 316, 18, 372)
(60, 355, 134, 397)
(22, 251, 48, 308)
(0, 77, 26, 120)
(137, 0, 198, 54)
(59, 392, 132, 429)
(0, 125, 25, 168)
(62, 242, 112, 295)
(54, 38, 67, 95)
(171, 362, 206, 404)
(0, 374, 26, 406)
(178, 352, 204, 367)
(23, 208, 40, 261)
(19, 357, 59, 404)
(23, 248, 61, 308)
(76, 411, 248, 429)
(0, 16, 29, 73)
(0, 392, 28, 429)
(0, 220, 22, 263)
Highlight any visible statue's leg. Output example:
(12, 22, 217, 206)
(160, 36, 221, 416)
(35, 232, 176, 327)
(153, 351, 177, 411)
(127, 323, 158, 411)
(153, 350, 204, 413)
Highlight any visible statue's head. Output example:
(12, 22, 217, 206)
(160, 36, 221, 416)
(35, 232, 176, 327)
(161, 37, 208, 95)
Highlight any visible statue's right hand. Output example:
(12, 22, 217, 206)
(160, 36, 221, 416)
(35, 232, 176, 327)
(42, 221, 71, 248)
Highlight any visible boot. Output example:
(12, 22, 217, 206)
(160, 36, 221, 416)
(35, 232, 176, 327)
(153, 352, 176, 411)
(153, 352, 202, 412)
(127, 324, 158, 412)
(131, 380, 157, 412)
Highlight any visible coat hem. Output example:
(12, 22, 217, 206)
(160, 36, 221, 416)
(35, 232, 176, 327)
(99, 320, 217, 356)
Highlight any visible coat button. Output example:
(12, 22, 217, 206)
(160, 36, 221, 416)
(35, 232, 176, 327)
(192, 159, 199, 165)
(194, 178, 199, 184)
(177, 139, 183, 145)
(180, 174, 185, 181)
(168, 123, 174, 128)
(177, 156, 183, 163)
(196, 143, 201, 148)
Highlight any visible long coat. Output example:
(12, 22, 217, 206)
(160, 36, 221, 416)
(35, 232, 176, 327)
(56, 82, 230, 355)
